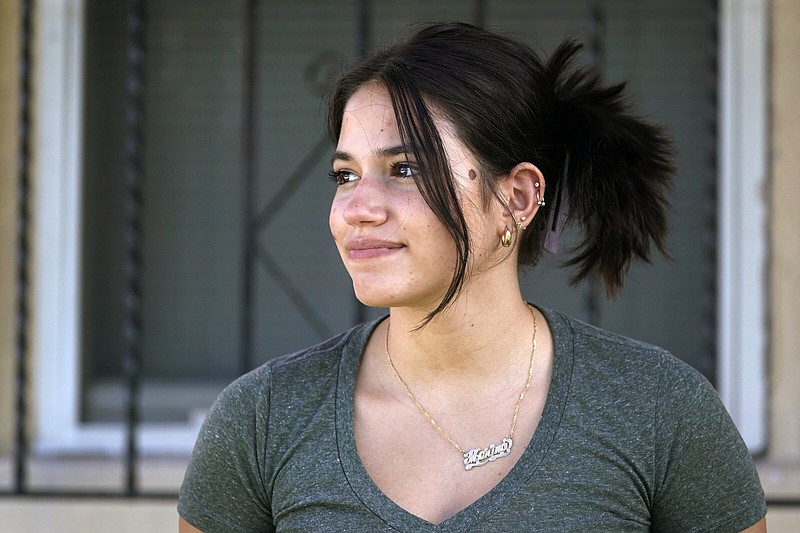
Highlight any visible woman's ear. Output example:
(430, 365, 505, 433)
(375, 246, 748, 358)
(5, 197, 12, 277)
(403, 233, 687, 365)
(502, 162, 546, 231)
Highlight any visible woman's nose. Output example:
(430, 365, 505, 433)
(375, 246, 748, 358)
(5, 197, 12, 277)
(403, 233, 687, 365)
(341, 176, 388, 226)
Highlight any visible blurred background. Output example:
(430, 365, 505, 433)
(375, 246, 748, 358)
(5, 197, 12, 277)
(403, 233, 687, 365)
(0, 0, 797, 530)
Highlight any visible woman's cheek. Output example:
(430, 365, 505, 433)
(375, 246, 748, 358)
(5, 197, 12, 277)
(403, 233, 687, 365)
(329, 205, 341, 235)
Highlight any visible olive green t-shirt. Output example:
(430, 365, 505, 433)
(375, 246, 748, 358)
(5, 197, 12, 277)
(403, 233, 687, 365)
(178, 307, 766, 532)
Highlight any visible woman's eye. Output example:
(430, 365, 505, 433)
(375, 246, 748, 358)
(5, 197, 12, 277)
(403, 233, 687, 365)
(394, 162, 419, 179)
(327, 169, 358, 186)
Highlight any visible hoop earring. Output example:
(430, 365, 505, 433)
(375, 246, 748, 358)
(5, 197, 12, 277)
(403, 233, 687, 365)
(500, 226, 512, 247)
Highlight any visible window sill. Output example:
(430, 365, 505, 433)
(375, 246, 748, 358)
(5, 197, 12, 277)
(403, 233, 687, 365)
(757, 460, 800, 501)
(0, 456, 187, 494)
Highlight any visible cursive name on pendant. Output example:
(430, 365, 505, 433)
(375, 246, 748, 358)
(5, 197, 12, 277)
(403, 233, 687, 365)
(463, 437, 513, 470)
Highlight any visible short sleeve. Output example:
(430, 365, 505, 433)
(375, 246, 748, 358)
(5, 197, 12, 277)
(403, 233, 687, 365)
(178, 368, 274, 533)
(651, 358, 767, 532)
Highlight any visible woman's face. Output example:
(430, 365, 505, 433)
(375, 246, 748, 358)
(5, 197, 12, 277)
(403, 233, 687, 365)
(329, 83, 500, 311)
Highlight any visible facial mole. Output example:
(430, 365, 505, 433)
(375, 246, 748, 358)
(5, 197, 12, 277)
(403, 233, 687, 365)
(468, 169, 478, 180)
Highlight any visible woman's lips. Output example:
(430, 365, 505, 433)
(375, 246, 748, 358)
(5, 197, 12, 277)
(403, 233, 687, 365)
(346, 239, 404, 260)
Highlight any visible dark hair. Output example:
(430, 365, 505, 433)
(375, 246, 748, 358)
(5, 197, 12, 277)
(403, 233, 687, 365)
(327, 22, 674, 323)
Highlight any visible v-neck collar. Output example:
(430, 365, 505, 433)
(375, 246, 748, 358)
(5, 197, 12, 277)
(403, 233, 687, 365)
(335, 307, 574, 531)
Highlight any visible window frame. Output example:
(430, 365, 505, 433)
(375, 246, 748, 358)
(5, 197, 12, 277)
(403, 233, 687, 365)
(31, 0, 198, 454)
(717, 0, 768, 453)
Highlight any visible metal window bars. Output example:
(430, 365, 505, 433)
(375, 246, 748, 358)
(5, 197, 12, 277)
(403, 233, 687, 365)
(3, 0, 374, 500)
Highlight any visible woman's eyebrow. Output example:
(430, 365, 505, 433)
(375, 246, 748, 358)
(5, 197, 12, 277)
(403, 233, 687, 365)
(375, 145, 411, 158)
(331, 145, 411, 165)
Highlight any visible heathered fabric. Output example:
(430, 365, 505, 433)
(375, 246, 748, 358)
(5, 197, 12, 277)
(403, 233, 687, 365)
(178, 307, 766, 532)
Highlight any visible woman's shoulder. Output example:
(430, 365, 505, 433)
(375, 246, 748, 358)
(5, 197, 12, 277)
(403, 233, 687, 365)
(544, 307, 701, 380)
(536, 308, 765, 530)
(213, 318, 382, 408)
(264, 319, 376, 373)
(541, 306, 717, 418)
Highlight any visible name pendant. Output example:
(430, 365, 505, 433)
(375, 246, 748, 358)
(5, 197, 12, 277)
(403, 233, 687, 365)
(463, 437, 513, 470)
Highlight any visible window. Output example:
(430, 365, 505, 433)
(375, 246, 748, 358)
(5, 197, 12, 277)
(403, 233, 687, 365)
(33, 0, 766, 454)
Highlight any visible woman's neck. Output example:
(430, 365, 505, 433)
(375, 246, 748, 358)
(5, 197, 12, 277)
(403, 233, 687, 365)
(384, 288, 538, 386)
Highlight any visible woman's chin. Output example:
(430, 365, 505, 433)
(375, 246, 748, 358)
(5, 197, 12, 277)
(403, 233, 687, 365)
(351, 285, 444, 315)
(351, 288, 395, 309)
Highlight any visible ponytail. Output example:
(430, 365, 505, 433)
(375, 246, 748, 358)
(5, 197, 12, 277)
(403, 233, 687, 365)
(535, 39, 676, 297)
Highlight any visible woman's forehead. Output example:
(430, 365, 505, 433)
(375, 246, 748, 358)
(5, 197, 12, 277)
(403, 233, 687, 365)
(339, 84, 402, 149)
(343, 83, 395, 120)
(341, 83, 465, 154)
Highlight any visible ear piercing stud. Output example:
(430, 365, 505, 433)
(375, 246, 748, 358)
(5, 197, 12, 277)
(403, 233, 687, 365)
(535, 182, 545, 207)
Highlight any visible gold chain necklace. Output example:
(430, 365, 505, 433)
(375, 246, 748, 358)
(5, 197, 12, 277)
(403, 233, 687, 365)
(385, 305, 537, 471)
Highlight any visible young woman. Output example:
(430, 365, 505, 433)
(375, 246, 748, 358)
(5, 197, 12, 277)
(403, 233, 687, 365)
(179, 22, 767, 532)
